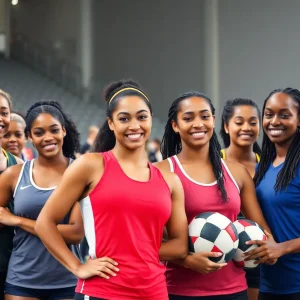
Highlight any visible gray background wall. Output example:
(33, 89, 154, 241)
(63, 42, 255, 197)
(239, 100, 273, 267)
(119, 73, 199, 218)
(8, 0, 300, 124)
(219, 0, 300, 110)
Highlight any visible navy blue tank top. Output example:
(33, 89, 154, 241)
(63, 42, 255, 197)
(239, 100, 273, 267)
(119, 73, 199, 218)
(6, 159, 78, 288)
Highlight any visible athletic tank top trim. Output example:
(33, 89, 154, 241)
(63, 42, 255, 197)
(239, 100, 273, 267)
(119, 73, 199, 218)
(13, 163, 26, 198)
(220, 149, 260, 163)
(168, 155, 240, 193)
(2, 148, 9, 160)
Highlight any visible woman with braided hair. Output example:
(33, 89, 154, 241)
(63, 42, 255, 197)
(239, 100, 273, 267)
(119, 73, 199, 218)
(155, 91, 275, 300)
(244, 88, 300, 300)
(0, 101, 84, 300)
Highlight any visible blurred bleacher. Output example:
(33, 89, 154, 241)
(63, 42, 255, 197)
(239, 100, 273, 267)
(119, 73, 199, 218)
(0, 55, 164, 142)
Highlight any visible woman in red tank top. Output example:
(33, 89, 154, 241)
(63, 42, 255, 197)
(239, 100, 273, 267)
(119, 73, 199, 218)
(155, 92, 275, 300)
(35, 80, 188, 300)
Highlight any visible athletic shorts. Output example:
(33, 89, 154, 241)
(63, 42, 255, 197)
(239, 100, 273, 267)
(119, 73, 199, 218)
(245, 265, 260, 288)
(75, 293, 106, 300)
(259, 291, 300, 300)
(169, 290, 248, 300)
(4, 282, 76, 300)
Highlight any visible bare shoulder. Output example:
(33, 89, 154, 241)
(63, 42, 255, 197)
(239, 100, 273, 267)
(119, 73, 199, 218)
(0, 163, 24, 179)
(223, 160, 251, 188)
(153, 159, 172, 173)
(71, 152, 104, 173)
(0, 164, 24, 191)
(153, 159, 181, 191)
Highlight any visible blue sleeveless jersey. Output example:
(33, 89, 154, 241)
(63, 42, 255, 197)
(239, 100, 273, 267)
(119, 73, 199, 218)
(256, 162, 300, 294)
(6, 160, 78, 288)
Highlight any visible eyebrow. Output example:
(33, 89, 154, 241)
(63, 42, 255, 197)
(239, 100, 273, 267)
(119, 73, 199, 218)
(182, 109, 210, 115)
(33, 124, 60, 130)
(117, 109, 149, 116)
(234, 116, 258, 119)
(265, 107, 291, 112)
(0, 106, 9, 109)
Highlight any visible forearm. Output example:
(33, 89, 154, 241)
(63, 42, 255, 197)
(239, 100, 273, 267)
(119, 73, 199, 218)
(282, 238, 300, 255)
(159, 238, 187, 261)
(35, 219, 82, 274)
(17, 217, 83, 244)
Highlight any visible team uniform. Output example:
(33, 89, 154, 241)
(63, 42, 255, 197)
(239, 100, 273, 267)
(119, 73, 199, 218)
(4, 159, 78, 299)
(75, 151, 172, 300)
(256, 161, 300, 299)
(221, 149, 261, 289)
(166, 155, 247, 300)
(0, 149, 17, 300)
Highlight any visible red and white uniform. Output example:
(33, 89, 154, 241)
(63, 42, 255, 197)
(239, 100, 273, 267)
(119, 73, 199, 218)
(166, 155, 247, 297)
(76, 151, 171, 299)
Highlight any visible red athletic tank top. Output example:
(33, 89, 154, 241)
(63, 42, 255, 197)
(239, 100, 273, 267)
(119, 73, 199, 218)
(166, 155, 247, 297)
(76, 151, 171, 299)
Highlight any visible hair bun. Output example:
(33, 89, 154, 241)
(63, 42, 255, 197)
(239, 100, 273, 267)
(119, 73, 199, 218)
(103, 79, 141, 103)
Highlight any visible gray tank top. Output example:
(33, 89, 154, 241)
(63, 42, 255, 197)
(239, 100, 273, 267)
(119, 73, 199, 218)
(6, 159, 78, 288)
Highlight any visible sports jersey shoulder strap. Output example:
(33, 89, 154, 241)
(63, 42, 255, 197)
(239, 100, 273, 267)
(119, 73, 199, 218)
(255, 153, 260, 163)
(167, 157, 175, 173)
(2, 149, 17, 166)
(220, 149, 226, 159)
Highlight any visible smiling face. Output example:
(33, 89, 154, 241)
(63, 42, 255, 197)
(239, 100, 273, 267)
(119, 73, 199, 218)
(172, 96, 215, 149)
(224, 105, 260, 147)
(2, 120, 26, 157)
(263, 92, 300, 147)
(0, 95, 11, 139)
(29, 113, 66, 158)
(108, 95, 152, 150)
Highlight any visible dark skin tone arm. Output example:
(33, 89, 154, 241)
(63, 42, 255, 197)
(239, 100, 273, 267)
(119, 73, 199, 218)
(225, 161, 276, 265)
(156, 168, 188, 260)
(0, 164, 84, 244)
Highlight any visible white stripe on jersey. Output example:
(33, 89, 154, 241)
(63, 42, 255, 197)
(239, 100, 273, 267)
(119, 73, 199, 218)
(80, 196, 96, 259)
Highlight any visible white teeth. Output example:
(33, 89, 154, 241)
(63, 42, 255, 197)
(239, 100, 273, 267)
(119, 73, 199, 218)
(127, 134, 142, 140)
(269, 129, 283, 136)
(44, 144, 56, 150)
(192, 132, 205, 137)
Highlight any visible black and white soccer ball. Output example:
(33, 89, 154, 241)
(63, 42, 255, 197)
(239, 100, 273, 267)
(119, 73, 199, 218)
(188, 212, 239, 263)
(233, 219, 267, 268)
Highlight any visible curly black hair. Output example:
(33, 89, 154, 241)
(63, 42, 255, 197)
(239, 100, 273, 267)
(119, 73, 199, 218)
(25, 101, 80, 159)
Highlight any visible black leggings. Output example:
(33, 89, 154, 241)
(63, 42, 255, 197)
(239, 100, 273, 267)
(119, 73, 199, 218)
(259, 291, 300, 300)
(0, 272, 6, 300)
(169, 290, 248, 300)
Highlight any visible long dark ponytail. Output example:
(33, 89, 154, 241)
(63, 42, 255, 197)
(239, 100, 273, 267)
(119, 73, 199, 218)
(220, 98, 261, 155)
(161, 91, 228, 202)
(92, 79, 152, 152)
(254, 88, 300, 191)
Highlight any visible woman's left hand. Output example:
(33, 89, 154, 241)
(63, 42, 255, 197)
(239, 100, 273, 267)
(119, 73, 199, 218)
(0, 207, 20, 226)
(243, 231, 285, 265)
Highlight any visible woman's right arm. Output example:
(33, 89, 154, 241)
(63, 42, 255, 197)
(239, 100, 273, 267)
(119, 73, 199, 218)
(0, 164, 23, 229)
(35, 154, 119, 279)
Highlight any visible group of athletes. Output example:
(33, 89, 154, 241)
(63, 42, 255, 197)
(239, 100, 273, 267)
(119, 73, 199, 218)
(0, 80, 299, 300)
